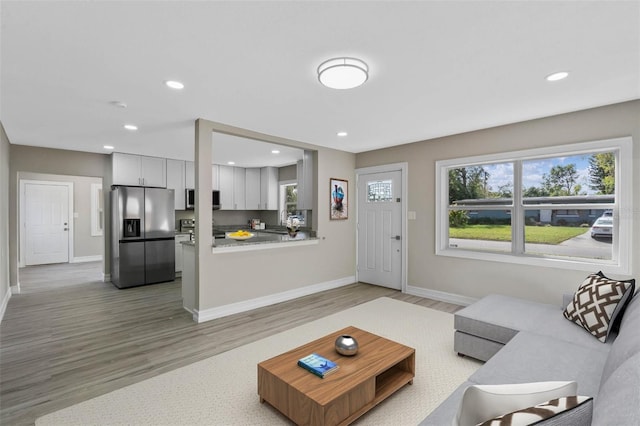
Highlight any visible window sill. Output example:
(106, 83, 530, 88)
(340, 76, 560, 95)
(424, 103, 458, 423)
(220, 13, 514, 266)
(436, 247, 629, 275)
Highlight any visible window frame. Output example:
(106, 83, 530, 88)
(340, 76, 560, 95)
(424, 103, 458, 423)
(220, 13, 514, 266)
(435, 137, 633, 274)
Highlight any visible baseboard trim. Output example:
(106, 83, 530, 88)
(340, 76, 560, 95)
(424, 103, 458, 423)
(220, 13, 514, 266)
(194, 276, 356, 323)
(0, 286, 12, 323)
(70, 255, 103, 263)
(102, 273, 111, 282)
(405, 285, 478, 307)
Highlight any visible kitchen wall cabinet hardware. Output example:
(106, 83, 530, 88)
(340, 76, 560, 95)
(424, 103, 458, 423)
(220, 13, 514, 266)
(112, 152, 167, 187)
(167, 159, 186, 210)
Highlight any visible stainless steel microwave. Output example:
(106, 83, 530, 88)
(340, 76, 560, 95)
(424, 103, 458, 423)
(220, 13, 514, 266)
(186, 189, 220, 210)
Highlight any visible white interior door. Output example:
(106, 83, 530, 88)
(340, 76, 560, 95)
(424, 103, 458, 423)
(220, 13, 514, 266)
(24, 182, 70, 265)
(357, 170, 403, 289)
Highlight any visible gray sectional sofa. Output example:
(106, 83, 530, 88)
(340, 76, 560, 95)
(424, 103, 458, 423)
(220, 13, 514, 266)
(420, 290, 640, 425)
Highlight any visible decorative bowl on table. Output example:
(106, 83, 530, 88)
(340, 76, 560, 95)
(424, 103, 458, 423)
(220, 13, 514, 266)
(226, 230, 255, 240)
(335, 334, 359, 356)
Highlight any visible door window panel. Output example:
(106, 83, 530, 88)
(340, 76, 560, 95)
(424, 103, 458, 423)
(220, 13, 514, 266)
(367, 180, 393, 202)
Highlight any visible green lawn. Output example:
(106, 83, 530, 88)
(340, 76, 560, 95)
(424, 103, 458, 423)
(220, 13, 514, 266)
(449, 225, 589, 245)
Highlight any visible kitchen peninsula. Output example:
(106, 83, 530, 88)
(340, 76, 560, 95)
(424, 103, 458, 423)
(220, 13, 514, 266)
(185, 119, 355, 326)
(181, 229, 319, 316)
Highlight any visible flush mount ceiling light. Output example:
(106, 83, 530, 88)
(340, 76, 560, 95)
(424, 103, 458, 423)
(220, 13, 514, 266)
(123, 124, 138, 131)
(164, 80, 185, 90)
(318, 57, 368, 89)
(546, 71, 569, 82)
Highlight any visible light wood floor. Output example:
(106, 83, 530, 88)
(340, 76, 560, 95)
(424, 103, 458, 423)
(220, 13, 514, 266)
(1, 262, 461, 425)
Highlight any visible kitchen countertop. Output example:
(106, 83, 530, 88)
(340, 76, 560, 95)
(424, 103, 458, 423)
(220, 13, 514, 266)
(213, 231, 314, 247)
(180, 228, 318, 252)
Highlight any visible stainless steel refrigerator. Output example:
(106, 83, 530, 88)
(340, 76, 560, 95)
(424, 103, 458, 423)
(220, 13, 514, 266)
(110, 186, 175, 289)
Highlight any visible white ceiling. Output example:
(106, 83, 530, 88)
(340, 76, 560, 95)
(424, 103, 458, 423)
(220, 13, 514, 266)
(1, 1, 639, 165)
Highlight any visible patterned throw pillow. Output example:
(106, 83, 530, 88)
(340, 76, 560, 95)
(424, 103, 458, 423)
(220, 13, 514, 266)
(476, 396, 593, 426)
(563, 272, 635, 342)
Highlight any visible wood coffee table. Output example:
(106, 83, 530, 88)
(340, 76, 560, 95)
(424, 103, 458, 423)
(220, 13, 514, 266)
(257, 326, 415, 425)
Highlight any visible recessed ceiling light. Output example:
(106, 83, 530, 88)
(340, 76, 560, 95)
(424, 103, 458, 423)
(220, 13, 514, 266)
(271, 150, 280, 154)
(111, 101, 127, 108)
(337, 131, 348, 137)
(227, 161, 235, 165)
(124, 124, 138, 131)
(103, 145, 114, 150)
(165, 80, 185, 90)
(546, 71, 569, 82)
(318, 57, 368, 89)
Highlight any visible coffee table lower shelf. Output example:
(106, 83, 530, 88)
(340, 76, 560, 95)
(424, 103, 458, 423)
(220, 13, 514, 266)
(257, 326, 415, 426)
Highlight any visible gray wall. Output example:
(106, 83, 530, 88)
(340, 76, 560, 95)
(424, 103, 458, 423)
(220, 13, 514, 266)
(18, 172, 103, 260)
(8, 145, 110, 286)
(0, 122, 10, 320)
(356, 100, 640, 305)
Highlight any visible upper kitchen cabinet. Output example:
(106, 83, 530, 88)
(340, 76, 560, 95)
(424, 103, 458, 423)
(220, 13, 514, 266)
(233, 167, 246, 210)
(112, 152, 167, 187)
(296, 150, 314, 210)
(218, 165, 246, 210)
(185, 161, 195, 189)
(218, 165, 234, 209)
(260, 167, 278, 210)
(245, 168, 261, 210)
(212, 164, 219, 191)
(167, 159, 186, 210)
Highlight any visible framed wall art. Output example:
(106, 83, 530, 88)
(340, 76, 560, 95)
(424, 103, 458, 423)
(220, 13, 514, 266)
(330, 178, 348, 220)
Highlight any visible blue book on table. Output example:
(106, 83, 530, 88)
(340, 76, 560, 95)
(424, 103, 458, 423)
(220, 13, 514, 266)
(298, 353, 339, 378)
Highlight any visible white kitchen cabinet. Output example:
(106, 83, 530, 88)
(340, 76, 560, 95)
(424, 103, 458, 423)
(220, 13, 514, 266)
(245, 168, 261, 210)
(174, 234, 191, 274)
(233, 167, 246, 210)
(218, 165, 235, 209)
(260, 166, 278, 210)
(112, 152, 167, 187)
(185, 161, 195, 189)
(296, 150, 314, 210)
(167, 159, 186, 210)
(211, 164, 219, 191)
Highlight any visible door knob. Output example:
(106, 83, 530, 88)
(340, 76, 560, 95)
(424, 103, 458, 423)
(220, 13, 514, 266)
(64, 228, 69, 231)
(391, 235, 401, 240)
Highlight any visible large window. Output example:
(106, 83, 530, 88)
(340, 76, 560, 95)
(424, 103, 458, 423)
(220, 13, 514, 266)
(436, 137, 633, 273)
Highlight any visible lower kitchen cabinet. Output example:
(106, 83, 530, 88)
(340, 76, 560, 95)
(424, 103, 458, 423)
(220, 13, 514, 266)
(175, 234, 192, 274)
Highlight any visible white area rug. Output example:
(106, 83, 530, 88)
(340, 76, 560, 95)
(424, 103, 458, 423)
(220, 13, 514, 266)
(37, 297, 480, 425)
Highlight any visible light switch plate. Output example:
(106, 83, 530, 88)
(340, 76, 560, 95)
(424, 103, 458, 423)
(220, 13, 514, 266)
(408, 211, 416, 220)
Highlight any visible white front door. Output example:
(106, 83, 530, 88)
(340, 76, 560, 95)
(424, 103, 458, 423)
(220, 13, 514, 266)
(357, 170, 403, 289)
(24, 182, 70, 265)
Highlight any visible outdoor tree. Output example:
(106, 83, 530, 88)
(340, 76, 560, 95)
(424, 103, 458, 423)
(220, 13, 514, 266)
(542, 164, 581, 196)
(522, 186, 550, 197)
(588, 152, 615, 194)
(448, 166, 489, 203)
